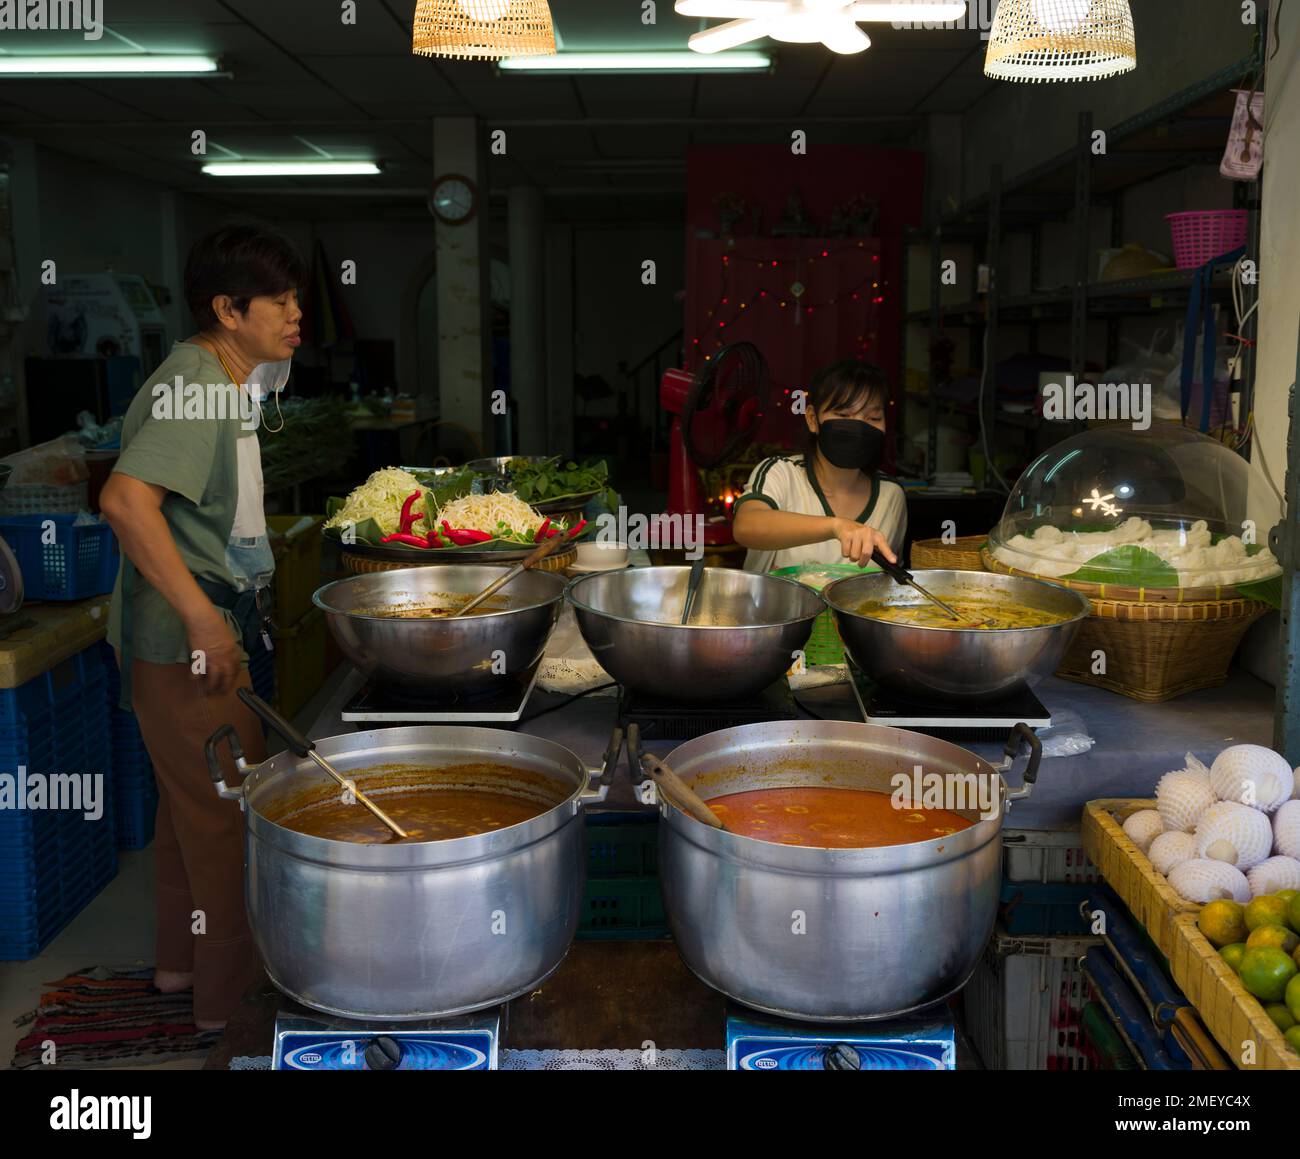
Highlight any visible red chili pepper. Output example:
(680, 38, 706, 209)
(440, 520, 492, 546)
(565, 518, 588, 539)
(381, 532, 434, 549)
(534, 518, 552, 543)
(398, 490, 424, 535)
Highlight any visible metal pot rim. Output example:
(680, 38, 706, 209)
(313, 566, 566, 623)
(565, 566, 825, 631)
(822, 569, 1091, 634)
(238, 724, 591, 865)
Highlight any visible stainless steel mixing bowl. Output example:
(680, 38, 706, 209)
(313, 566, 565, 699)
(566, 566, 824, 702)
(824, 569, 1090, 702)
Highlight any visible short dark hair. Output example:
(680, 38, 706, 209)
(805, 360, 891, 464)
(184, 222, 307, 331)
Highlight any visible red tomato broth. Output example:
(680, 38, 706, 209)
(704, 786, 974, 849)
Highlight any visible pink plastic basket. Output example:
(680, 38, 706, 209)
(1165, 210, 1248, 269)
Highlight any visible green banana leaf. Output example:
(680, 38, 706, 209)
(1064, 546, 1178, 588)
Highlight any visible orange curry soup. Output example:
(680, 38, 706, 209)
(706, 786, 973, 849)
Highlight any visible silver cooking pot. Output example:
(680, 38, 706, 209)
(640, 719, 1041, 1022)
(205, 693, 622, 1021)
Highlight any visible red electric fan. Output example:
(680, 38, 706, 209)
(659, 342, 769, 547)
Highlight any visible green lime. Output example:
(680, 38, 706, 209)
(1289, 893, 1300, 935)
(1200, 900, 1248, 948)
(1266, 1003, 1297, 1032)
(1221, 943, 1248, 972)
(1277, 890, 1300, 907)
(1288, 973, 1300, 1022)
(1247, 923, 1300, 955)
(1240, 947, 1299, 1003)
(1246, 896, 1290, 932)
(1287, 1025, 1300, 1055)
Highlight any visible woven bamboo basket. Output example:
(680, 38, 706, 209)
(1081, 800, 1198, 957)
(1084, 798, 1300, 1069)
(982, 547, 1268, 701)
(412, 0, 555, 60)
(909, 534, 988, 571)
(343, 548, 574, 575)
(1169, 913, 1300, 1070)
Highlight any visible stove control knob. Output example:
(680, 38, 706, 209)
(365, 1036, 403, 1070)
(823, 1043, 861, 1071)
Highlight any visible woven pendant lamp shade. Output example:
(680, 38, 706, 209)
(412, 0, 556, 61)
(985, 0, 1136, 83)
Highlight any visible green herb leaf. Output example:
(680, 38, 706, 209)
(1065, 546, 1178, 588)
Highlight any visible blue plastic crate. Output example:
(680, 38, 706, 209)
(0, 515, 119, 600)
(999, 882, 1096, 936)
(113, 780, 157, 850)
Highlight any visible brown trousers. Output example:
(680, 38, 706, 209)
(129, 659, 267, 1023)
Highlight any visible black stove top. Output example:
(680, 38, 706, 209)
(618, 679, 798, 742)
(846, 657, 1051, 738)
(342, 661, 542, 725)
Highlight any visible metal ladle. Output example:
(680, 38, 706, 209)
(679, 555, 706, 625)
(869, 548, 965, 622)
(235, 689, 408, 839)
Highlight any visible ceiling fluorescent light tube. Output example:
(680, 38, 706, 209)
(499, 51, 770, 70)
(202, 162, 381, 177)
(0, 54, 220, 76)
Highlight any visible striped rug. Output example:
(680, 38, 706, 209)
(9, 966, 219, 1069)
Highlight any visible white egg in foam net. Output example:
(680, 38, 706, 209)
(1121, 809, 1164, 853)
(1148, 830, 1197, 876)
(1209, 744, 1294, 813)
(1246, 856, 1300, 897)
(1274, 800, 1300, 860)
(1155, 755, 1216, 832)
(1194, 800, 1273, 870)
(1168, 858, 1252, 904)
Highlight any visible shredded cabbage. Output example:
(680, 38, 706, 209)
(325, 467, 423, 536)
(435, 491, 543, 542)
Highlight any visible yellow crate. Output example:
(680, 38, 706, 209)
(1081, 798, 1198, 957)
(1168, 912, 1300, 1071)
(273, 606, 329, 720)
(268, 514, 325, 626)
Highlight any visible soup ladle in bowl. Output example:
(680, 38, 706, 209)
(233, 689, 409, 840)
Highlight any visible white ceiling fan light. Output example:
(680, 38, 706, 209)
(984, 0, 1136, 82)
(678, 0, 875, 55)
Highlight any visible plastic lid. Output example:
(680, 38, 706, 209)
(987, 424, 1281, 590)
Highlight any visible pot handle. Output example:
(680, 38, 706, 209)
(999, 722, 1042, 804)
(205, 724, 247, 802)
(582, 726, 624, 804)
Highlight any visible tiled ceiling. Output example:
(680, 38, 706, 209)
(0, 0, 994, 220)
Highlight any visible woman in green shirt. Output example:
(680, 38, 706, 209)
(101, 223, 306, 1029)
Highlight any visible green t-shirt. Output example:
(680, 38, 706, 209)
(107, 341, 247, 667)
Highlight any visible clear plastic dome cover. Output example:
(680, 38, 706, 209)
(988, 424, 1281, 590)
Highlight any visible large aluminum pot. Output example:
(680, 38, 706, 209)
(650, 719, 1041, 1021)
(206, 721, 620, 1021)
(824, 569, 1090, 702)
(314, 566, 565, 699)
(566, 566, 824, 702)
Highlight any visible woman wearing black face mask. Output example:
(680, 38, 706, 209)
(733, 360, 906, 571)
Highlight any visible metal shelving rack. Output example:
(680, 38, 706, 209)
(906, 49, 1265, 482)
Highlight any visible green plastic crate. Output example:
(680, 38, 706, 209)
(770, 563, 876, 666)
(579, 813, 667, 939)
